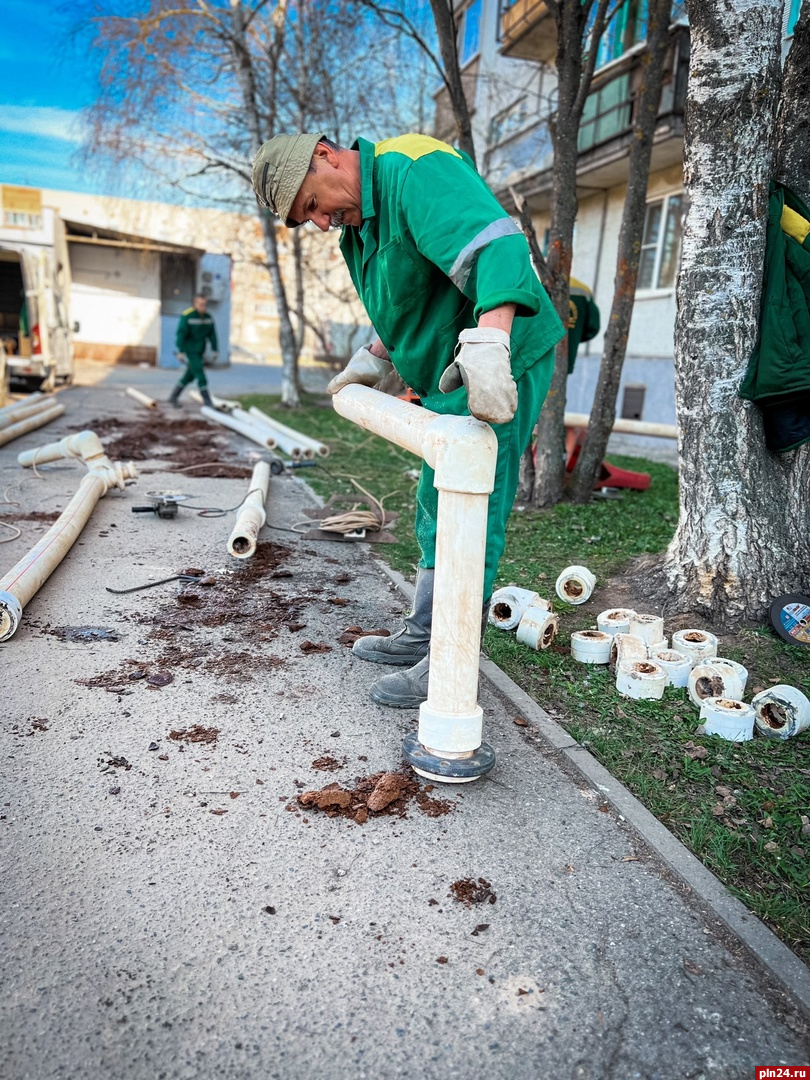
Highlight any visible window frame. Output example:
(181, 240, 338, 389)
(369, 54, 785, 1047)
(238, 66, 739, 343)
(458, 0, 483, 69)
(636, 190, 685, 296)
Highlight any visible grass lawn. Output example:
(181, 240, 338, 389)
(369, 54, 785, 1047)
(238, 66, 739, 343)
(243, 390, 810, 964)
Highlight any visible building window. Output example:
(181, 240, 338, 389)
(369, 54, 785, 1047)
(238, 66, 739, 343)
(638, 193, 684, 290)
(579, 72, 632, 151)
(3, 210, 42, 229)
(621, 384, 647, 421)
(459, 0, 482, 66)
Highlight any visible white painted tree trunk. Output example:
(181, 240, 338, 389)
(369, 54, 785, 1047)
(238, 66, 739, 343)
(664, 0, 808, 628)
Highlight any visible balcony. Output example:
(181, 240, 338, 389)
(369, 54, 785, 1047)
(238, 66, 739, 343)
(485, 116, 555, 193)
(500, 0, 557, 63)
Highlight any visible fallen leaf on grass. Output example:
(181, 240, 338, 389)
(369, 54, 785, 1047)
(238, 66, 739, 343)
(764, 841, 779, 852)
(711, 803, 726, 817)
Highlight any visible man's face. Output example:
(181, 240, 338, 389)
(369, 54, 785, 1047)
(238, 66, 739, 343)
(193, 296, 207, 314)
(288, 144, 362, 232)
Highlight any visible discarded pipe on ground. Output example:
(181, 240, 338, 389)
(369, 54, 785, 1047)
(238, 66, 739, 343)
(126, 387, 158, 410)
(489, 586, 544, 631)
(233, 408, 312, 459)
(751, 684, 810, 740)
(609, 632, 647, 671)
(227, 461, 270, 559)
(712, 657, 748, 696)
(0, 431, 137, 641)
(671, 628, 718, 664)
(516, 604, 559, 650)
(555, 564, 596, 605)
(0, 394, 55, 428)
(687, 662, 744, 708)
(571, 629, 612, 664)
(699, 698, 755, 742)
(332, 383, 497, 783)
(629, 613, 666, 648)
(248, 406, 329, 458)
(0, 403, 66, 447)
(199, 405, 277, 451)
(616, 659, 667, 700)
(649, 646, 693, 688)
(596, 608, 636, 637)
(564, 413, 678, 439)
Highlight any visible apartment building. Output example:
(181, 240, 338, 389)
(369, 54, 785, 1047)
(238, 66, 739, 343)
(435, 0, 802, 446)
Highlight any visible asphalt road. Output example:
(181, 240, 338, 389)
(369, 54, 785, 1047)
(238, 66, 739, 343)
(0, 370, 807, 1080)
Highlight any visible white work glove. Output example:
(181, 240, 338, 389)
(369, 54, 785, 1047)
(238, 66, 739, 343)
(177, 352, 187, 364)
(327, 346, 394, 395)
(439, 327, 517, 424)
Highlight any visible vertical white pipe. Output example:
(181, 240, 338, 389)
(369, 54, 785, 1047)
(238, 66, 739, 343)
(228, 461, 271, 558)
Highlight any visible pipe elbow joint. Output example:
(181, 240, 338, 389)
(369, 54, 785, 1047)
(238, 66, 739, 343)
(424, 415, 498, 495)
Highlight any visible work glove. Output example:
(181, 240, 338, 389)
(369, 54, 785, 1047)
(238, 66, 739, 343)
(177, 352, 188, 364)
(327, 346, 394, 395)
(439, 327, 517, 424)
(209, 351, 218, 364)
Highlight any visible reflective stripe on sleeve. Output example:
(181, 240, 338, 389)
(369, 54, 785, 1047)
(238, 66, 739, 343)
(448, 218, 521, 291)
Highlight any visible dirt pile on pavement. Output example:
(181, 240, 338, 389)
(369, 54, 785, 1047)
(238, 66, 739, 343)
(76, 416, 237, 468)
(449, 877, 497, 907)
(292, 769, 456, 825)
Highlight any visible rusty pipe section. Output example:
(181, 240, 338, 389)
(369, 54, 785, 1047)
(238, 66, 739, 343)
(0, 431, 138, 641)
(228, 461, 270, 559)
(332, 385, 497, 780)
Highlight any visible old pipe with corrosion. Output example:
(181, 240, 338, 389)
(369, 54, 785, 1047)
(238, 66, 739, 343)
(0, 431, 138, 640)
(227, 460, 271, 559)
(332, 384, 497, 784)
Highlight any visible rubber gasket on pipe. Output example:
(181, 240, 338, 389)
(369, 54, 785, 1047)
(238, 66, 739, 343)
(648, 648, 693, 688)
(516, 605, 559, 650)
(687, 663, 744, 708)
(609, 632, 647, 671)
(698, 698, 755, 742)
(488, 586, 546, 631)
(596, 608, 636, 636)
(616, 659, 667, 700)
(751, 684, 810, 739)
(570, 630, 612, 664)
(629, 613, 665, 648)
(671, 629, 718, 664)
(555, 565, 596, 605)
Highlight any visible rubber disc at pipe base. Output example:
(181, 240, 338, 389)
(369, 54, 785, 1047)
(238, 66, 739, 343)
(769, 593, 810, 646)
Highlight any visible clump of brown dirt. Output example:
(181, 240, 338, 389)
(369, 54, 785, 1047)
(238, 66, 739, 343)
(293, 768, 455, 825)
(300, 640, 332, 654)
(450, 877, 497, 907)
(311, 755, 347, 772)
(168, 725, 219, 744)
(337, 626, 391, 647)
(76, 416, 234, 466)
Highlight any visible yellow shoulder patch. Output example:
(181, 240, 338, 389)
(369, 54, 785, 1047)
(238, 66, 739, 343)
(374, 134, 461, 162)
(569, 276, 593, 297)
(781, 205, 810, 245)
(182, 307, 194, 315)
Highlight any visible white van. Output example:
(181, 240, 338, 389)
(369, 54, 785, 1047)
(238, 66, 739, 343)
(0, 214, 74, 392)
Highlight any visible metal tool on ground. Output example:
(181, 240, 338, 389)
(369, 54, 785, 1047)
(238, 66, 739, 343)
(105, 573, 203, 595)
(131, 491, 191, 520)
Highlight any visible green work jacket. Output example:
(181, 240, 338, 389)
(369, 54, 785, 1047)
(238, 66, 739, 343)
(339, 135, 564, 402)
(176, 307, 218, 356)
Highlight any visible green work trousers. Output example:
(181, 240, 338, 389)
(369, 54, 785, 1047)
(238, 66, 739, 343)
(176, 350, 209, 391)
(416, 349, 554, 601)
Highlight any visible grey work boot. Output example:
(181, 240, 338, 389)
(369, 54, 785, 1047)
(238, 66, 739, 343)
(168, 384, 184, 408)
(353, 567, 433, 666)
(368, 599, 491, 709)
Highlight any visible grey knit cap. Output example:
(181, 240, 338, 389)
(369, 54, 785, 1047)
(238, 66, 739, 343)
(251, 133, 325, 227)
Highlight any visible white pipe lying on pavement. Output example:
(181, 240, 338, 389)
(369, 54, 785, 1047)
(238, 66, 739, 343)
(248, 406, 329, 458)
(199, 405, 277, 450)
(237, 408, 308, 459)
(0, 431, 138, 641)
(0, 404, 65, 446)
(333, 384, 497, 783)
(126, 387, 158, 410)
(0, 396, 56, 429)
(227, 460, 271, 559)
(0, 392, 46, 422)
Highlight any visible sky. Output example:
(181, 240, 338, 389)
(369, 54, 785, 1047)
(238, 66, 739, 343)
(0, 0, 112, 195)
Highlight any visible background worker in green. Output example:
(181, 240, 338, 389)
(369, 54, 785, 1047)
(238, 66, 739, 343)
(169, 293, 219, 408)
(251, 132, 564, 708)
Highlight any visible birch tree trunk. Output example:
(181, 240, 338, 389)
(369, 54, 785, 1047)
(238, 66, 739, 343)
(663, 0, 805, 628)
(568, 0, 672, 503)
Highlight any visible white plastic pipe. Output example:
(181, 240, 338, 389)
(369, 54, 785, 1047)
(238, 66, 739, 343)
(752, 685, 810, 739)
(571, 629, 612, 664)
(564, 412, 678, 439)
(333, 385, 497, 773)
(0, 392, 45, 420)
(248, 406, 329, 458)
(126, 387, 158, 410)
(516, 605, 559, 650)
(199, 405, 277, 451)
(596, 608, 636, 636)
(0, 395, 56, 428)
(0, 431, 138, 640)
(555, 564, 596, 604)
(699, 698, 755, 742)
(0, 404, 65, 447)
(227, 461, 270, 559)
(489, 586, 543, 630)
(189, 388, 240, 412)
(234, 408, 310, 459)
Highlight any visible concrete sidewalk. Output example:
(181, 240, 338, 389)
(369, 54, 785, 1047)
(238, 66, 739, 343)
(1, 375, 808, 1080)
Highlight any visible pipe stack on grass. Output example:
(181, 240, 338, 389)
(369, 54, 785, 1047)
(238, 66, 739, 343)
(199, 406, 278, 452)
(248, 406, 329, 459)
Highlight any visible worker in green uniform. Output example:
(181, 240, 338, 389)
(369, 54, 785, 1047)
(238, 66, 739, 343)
(566, 277, 600, 374)
(169, 293, 219, 408)
(251, 132, 564, 708)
